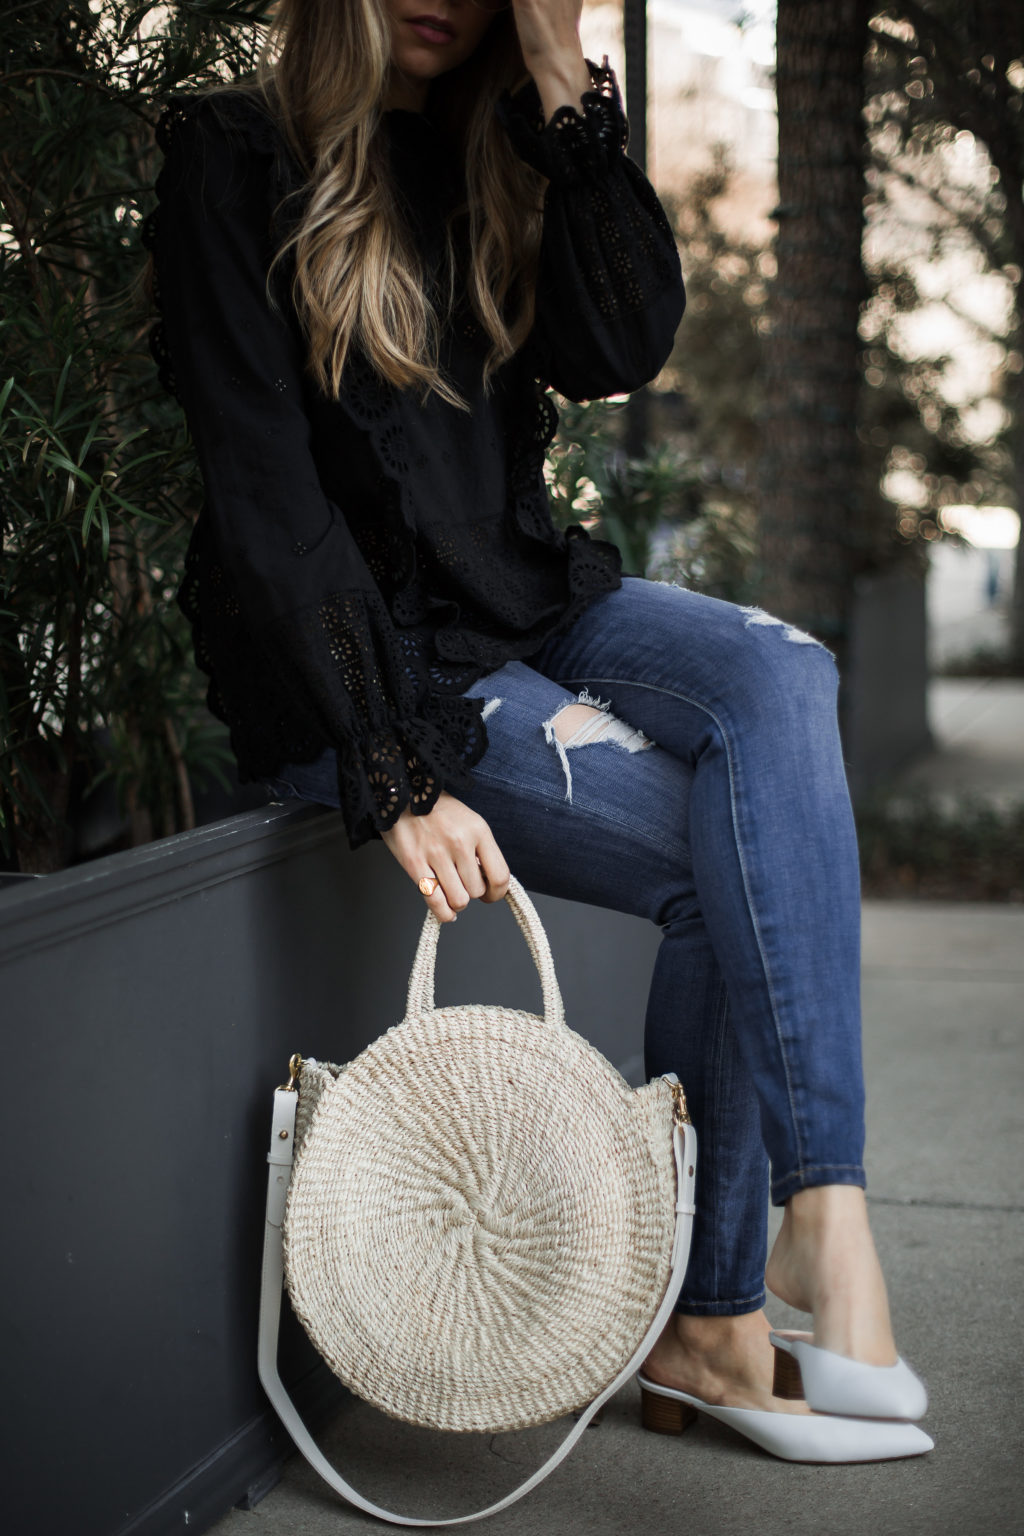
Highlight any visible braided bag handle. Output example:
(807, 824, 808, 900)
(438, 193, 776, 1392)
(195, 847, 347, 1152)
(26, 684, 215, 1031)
(405, 875, 564, 1025)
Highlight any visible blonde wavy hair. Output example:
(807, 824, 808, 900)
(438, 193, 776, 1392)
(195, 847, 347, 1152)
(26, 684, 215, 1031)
(239, 0, 547, 409)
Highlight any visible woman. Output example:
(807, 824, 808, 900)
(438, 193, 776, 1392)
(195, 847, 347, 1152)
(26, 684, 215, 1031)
(145, 0, 932, 1464)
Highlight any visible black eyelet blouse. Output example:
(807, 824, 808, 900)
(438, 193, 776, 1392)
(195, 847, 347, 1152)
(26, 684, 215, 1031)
(142, 60, 685, 848)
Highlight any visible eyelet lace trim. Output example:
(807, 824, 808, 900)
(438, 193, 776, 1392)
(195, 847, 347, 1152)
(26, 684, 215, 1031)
(177, 520, 495, 847)
(495, 58, 627, 182)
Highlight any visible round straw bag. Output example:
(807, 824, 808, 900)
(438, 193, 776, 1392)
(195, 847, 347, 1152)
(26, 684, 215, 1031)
(258, 876, 696, 1526)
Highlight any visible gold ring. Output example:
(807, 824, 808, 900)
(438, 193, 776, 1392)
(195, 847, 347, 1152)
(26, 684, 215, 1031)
(418, 874, 439, 897)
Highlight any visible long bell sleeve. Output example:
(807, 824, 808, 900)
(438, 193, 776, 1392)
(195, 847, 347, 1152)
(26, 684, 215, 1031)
(144, 97, 487, 846)
(496, 60, 686, 402)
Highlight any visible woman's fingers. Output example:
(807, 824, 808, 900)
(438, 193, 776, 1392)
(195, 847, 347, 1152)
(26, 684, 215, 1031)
(380, 792, 508, 922)
(381, 822, 451, 921)
(404, 849, 461, 923)
(416, 869, 456, 924)
(453, 846, 488, 905)
(429, 851, 474, 918)
(475, 829, 511, 904)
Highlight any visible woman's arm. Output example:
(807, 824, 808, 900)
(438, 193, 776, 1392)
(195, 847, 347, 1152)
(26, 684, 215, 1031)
(508, 0, 593, 123)
(496, 58, 686, 402)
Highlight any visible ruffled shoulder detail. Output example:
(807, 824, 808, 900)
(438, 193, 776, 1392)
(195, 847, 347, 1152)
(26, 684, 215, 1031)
(496, 57, 628, 183)
(151, 87, 287, 161)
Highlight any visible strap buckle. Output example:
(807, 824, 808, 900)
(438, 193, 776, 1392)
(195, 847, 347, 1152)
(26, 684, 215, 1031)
(277, 1053, 303, 1093)
(670, 1080, 692, 1126)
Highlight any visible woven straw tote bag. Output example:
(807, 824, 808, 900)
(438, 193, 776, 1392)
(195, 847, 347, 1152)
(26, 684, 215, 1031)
(258, 875, 697, 1526)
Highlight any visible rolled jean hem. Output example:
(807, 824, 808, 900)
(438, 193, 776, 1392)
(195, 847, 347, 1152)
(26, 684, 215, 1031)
(770, 1163, 867, 1206)
(675, 1289, 766, 1318)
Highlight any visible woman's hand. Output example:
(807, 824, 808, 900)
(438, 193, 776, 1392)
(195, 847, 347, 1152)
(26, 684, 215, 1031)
(381, 791, 511, 923)
(510, 0, 594, 122)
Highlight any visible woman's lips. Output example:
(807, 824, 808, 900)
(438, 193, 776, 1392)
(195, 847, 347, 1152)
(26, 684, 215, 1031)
(406, 17, 456, 45)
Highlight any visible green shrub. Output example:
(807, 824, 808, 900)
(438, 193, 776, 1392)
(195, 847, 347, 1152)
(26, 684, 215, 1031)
(856, 793, 1024, 902)
(1, 1, 271, 872)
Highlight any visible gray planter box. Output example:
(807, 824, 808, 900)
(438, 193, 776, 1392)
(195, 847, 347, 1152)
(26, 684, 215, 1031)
(1, 804, 658, 1536)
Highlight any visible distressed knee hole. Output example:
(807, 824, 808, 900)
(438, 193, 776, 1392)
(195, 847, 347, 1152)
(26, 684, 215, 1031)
(550, 703, 613, 745)
(738, 605, 826, 648)
(542, 695, 654, 802)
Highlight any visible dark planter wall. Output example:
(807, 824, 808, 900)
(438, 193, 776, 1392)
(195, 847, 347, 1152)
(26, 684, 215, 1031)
(0, 805, 659, 1536)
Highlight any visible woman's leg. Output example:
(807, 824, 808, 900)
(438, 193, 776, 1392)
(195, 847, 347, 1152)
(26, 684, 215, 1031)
(526, 576, 897, 1372)
(456, 657, 822, 1413)
(528, 576, 866, 1199)
(455, 658, 772, 1323)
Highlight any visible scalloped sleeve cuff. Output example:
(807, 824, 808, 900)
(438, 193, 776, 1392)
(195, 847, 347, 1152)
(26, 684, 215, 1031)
(495, 57, 628, 183)
(259, 587, 489, 846)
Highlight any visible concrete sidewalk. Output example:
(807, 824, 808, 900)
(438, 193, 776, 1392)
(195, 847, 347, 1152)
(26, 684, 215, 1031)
(207, 900, 1023, 1536)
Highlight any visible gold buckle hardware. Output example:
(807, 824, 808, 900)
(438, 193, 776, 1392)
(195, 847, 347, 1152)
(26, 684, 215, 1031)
(670, 1080, 692, 1126)
(277, 1053, 303, 1092)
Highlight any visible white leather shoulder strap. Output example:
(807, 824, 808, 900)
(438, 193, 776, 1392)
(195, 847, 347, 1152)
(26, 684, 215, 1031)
(258, 1085, 697, 1528)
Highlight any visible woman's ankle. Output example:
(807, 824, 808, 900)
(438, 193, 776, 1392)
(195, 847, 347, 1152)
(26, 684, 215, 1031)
(767, 1185, 875, 1305)
(644, 1310, 809, 1413)
(786, 1182, 871, 1231)
(670, 1309, 769, 1353)
(766, 1185, 898, 1365)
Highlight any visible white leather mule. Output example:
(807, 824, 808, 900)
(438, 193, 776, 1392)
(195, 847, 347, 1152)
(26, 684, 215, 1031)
(770, 1331, 929, 1421)
(637, 1372, 933, 1463)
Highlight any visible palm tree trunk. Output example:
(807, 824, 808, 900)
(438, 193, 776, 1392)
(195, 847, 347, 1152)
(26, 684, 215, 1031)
(759, 0, 871, 680)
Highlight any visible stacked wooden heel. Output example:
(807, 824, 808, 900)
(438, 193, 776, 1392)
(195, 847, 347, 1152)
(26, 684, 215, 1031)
(640, 1388, 699, 1435)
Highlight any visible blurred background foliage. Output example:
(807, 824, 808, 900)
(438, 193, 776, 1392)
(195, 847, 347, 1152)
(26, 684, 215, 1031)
(1, 0, 270, 873)
(866, 1, 1023, 652)
(548, 150, 765, 604)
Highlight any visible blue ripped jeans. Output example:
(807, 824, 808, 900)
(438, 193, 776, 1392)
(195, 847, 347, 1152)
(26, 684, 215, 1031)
(261, 576, 866, 1316)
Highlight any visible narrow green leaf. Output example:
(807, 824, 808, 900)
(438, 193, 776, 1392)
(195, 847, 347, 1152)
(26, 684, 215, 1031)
(108, 494, 159, 519)
(117, 450, 168, 475)
(46, 453, 96, 486)
(51, 355, 73, 420)
(76, 417, 103, 467)
(110, 426, 149, 454)
(81, 483, 103, 545)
